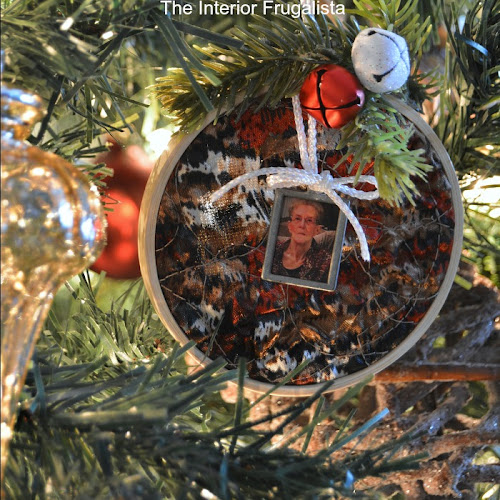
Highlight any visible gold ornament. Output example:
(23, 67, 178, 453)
(0, 85, 106, 484)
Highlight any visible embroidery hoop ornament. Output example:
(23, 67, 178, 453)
(139, 94, 463, 397)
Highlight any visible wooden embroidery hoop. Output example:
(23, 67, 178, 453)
(138, 95, 464, 397)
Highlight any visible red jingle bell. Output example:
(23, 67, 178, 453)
(299, 64, 365, 129)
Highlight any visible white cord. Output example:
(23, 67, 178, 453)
(209, 70, 380, 262)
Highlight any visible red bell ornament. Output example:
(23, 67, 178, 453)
(299, 65, 365, 129)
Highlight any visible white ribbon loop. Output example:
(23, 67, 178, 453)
(208, 95, 380, 262)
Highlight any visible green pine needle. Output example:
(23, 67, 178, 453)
(4, 274, 424, 498)
(151, 0, 434, 204)
(436, 0, 500, 283)
(333, 97, 431, 205)
(151, 6, 348, 132)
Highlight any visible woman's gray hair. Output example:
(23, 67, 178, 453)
(288, 198, 324, 224)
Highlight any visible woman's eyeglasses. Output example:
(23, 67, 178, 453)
(290, 216, 318, 226)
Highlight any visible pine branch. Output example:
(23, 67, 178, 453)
(152, 0, 436, 132)
(1, 0, 240, 174)
(152, 7, 348, 132)
(334, 97, 432, 205)
(151, 0, 436, 204)
(375, 363, 500, 382)
(438, 0, 500, 178)
(4, 275, 424, 498)
(436, 0, 500, 282)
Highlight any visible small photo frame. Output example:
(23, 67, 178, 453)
(262, 189, 348, 291)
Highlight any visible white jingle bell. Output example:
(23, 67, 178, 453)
(351, 28, 410, 93)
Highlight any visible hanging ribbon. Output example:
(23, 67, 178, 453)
(209, 95, 379, 262)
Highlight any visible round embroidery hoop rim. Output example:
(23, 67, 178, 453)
(139, 95, 464, 397)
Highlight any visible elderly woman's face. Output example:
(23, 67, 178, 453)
(288, 204, 322, 244)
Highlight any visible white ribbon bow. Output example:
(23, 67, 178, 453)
(209, 95, 379, 262)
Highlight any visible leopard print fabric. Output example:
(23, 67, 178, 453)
(154, 100, 455, 385)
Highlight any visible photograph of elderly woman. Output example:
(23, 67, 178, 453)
(270, 195, 340, 283)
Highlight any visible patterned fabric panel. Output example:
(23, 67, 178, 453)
(155, 100, 455, 385)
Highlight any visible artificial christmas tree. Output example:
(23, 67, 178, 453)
(1, 0, 498, 497)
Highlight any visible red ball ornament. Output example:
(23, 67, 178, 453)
(299, 64, 365, 129)
(91, 139, 153, 279)
(91, 189, 140, 279)
(96, 140, 153, 206)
